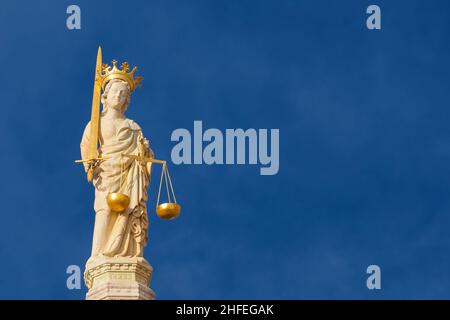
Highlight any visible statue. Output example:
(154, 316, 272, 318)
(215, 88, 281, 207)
(80, 79, 153, 261)
(79, 47, 153, 263)
(77, 47, 180, 300)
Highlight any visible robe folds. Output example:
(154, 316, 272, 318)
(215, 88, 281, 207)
(81, 118, 153, 259)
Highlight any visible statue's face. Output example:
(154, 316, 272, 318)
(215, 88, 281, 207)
(105, 81, 129, 112)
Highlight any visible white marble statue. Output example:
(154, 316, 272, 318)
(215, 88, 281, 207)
(80, 79, 154, 265)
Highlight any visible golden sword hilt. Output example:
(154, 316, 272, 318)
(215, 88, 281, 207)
(74, 157, 109, 182)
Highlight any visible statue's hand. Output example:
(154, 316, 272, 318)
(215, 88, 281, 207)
(138, 134, 154, 159)
(145, 144, 154, 159)
(85, 160, 101, 183)
(93, 164, 101, 178)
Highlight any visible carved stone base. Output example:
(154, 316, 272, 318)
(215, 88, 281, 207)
(84, 256, 155, 300)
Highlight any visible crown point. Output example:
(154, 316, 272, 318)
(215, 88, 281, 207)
(121, 62, 130, 72)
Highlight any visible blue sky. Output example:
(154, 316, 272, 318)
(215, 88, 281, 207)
(1, 0, 450, 299)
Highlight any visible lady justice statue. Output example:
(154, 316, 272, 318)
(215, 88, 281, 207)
(80, 59, 152, 261)
(76, 47, 164, 300)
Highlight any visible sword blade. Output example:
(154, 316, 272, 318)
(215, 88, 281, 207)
(87, 46, 102, 160)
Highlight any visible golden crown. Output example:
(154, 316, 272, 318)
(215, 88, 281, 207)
(99, 59, 143, 92)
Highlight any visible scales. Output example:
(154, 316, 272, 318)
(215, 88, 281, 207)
(77, 154, 181, 220)
(105, 154, 181, 220)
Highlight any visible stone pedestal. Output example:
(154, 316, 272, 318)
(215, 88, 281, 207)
(84, 256, 155, 300)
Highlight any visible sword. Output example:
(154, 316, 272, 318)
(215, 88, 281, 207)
(75, 46, 105, 182)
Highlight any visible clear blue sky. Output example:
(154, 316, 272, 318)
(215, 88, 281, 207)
(1, 0, 450, 299)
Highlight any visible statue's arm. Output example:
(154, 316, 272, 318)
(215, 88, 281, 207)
(144, 138, 155, 176)
(136, 129, 154, 176)
(130, 120, 154, 176)
(80, 122, 91, 172)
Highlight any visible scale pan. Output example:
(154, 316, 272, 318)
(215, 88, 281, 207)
(107, 193, 130, 212)
(156, 203, 181, 220)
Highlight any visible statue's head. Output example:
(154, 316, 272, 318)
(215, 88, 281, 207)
(99, 59, 142, 115)
(101, 79, 131, 114)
